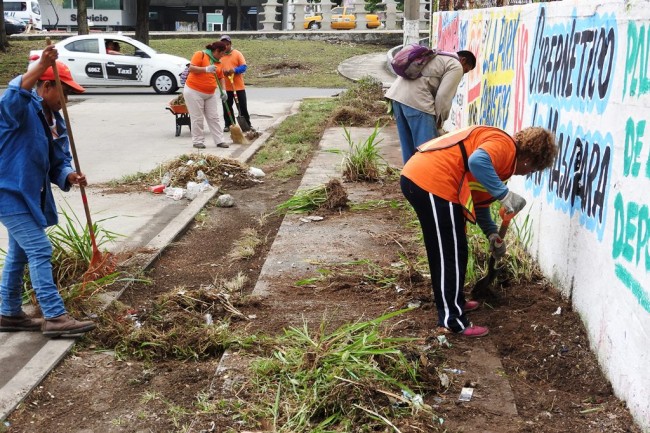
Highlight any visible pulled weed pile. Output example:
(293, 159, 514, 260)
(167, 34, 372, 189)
(296, 258, 419, 294)
(92, 284, 253, 361)
(248, 310, 445, 432)
(110, 155, 253, 190)
(274, 179, 349, 214)
(332, 77, 392, 127)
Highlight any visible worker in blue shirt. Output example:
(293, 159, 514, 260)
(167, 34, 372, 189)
(0, 45, 96, 337)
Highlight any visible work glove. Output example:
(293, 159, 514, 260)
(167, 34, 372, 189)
(220, 93, 228, 102)
(499, 191, 526, 215)
(488, 233, 506, 259)
(205, 65, 216, 73)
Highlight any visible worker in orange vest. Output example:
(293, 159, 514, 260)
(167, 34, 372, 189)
(401, 125, 557, 337)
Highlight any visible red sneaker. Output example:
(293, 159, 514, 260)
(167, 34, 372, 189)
(464, 300, 480, 312)
(460, 324, 489, 338)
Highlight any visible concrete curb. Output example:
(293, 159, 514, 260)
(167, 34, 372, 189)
(0, 339, 73, 421)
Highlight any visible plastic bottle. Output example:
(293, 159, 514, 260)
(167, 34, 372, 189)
(161, 172, 171, 186)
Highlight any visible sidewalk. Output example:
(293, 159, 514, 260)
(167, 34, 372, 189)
(0, 55, 396, 422)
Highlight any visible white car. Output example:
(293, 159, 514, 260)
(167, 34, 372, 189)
(29, 34, 189, 94)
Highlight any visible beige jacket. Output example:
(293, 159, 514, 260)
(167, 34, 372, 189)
(385, 54, 464, 125)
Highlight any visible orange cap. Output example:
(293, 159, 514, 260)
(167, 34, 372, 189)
(39, 61, 85, 94)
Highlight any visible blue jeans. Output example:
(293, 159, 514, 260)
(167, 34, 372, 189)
(392, 101, 438, 164)
(0, 213, 66, 319)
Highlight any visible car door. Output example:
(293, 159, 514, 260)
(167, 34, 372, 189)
(58, 38, 107, 86)
(331, 7, 349, 30)
(102, 39, 146, 87)
(335, 7, 356, 30)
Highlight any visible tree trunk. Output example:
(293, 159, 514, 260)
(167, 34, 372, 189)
(77, 0, 89, 34)
(0, 2, 8, 52)
(135, 0, 151, 44)
(236, 0, 242, 30)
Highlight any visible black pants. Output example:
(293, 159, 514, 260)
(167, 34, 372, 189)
(400, 176, 470, 333)
(222, 89, 251, 128)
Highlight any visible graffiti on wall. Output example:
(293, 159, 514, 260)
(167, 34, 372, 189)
(436, 3, 650, 311)
(623, 22, 650, 99)
(467, 11, 520, 130)
(524, 7, 618, 242)
(437, 12, 461, 51)
(526, 105, 613, 241)
(612, 58, 650, 312)
(528, 7, 617, 114)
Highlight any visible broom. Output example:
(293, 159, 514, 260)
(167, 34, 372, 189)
(45, 38, 116, 287)
(216, 75, 248, 145)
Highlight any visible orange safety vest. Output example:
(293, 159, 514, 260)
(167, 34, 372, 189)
(404, 126, 517, 223)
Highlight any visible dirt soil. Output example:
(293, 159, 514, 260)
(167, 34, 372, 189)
(5, 161, 642, 433)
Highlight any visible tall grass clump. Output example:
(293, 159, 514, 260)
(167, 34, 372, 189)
(466, 205, 540, 287)
(339, 124, 388, 182)
(249, 310, 443, 432)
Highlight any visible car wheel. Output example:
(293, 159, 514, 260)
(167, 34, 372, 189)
(309, 21, 320, 30)
(152, 71, 178, 94)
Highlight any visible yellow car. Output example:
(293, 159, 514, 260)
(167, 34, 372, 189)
(304, 6, 382, 30)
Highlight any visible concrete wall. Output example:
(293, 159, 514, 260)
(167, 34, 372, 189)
(431, 0, 650, 429)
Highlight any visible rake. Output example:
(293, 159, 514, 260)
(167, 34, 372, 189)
(46, 38, 116, 287)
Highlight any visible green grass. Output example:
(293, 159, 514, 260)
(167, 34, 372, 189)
(248, 310, 442, 432)
(0, 39, 392, 88)
(252, 97, 338, 178)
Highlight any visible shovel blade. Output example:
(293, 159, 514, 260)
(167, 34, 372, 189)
(472, 256, 497, 299)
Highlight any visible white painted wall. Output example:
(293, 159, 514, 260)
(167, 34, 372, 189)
(431, 0, 650, 430)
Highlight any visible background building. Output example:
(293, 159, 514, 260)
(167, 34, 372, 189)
(39, 0, 260, 32)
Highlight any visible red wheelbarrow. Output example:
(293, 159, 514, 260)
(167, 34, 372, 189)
(166, 101, 191, 137)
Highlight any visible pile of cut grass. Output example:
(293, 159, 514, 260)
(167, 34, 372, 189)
(274, 178, 349, 214)
(92, 284, 255, 361)
(332, 76, 392, 127)
(110, 154, 251, 190)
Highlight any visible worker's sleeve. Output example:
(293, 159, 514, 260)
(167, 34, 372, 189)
(0, 77, 31, 128)
(475, 207, 497, 236)
(468, 149, 509, 200)
(433, 63, 463, 127)
(234, 65, 247, 74)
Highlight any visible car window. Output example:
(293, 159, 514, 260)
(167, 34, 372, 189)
(331, 7, 343, 14)
(31, 2, 40, 14)
(117, 41, 138, 57)
(3, 2, 26, 11)
(65, 39, 100, 54)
